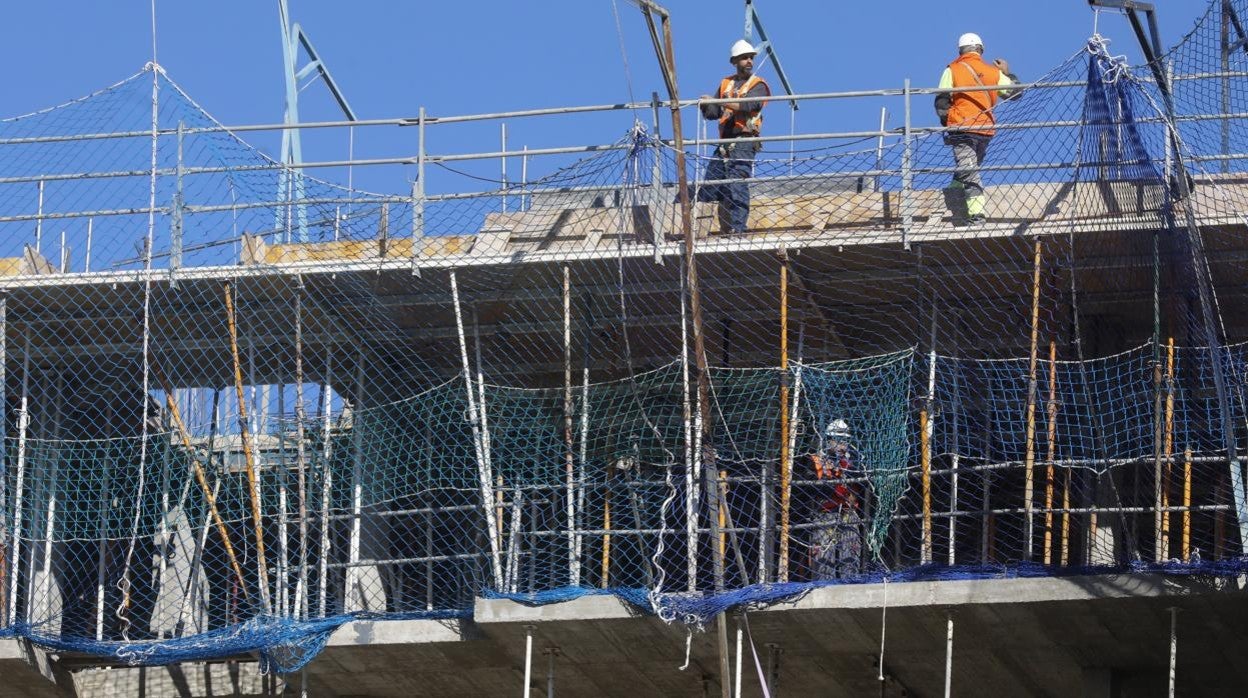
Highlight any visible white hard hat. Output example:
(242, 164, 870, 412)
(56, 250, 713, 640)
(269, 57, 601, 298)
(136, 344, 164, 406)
(730, 39, 757, 61)
(958, 32, 984, 49)
(825, 419, 851, 439)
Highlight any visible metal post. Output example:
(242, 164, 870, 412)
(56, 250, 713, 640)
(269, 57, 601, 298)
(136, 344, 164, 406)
(522, 146, 532, 212)
(901, 80, 912, 248)
(225, 282, 272, 613)
(1168, 606, 1178, 697)
(277, 374, 290, 616)
(7, 330, 29, 625)
(944, 611, 954, 698)
(777, 250, 791, 582)
(318, 354, 334, 618)
(424, 508, 433, 610)
(680, 257, 697, 593)
(450, 271, 503, 588)
(501, 122, 508, 213)
(523, 624, 535, 698)
(0, 293, 5, 627)
(85, 218, 93, 273)
(544, 647, 559, 698)
(1023, 240, 1042, 561)
(412, 107, 425, 275)
(949, 362, 960, 566)
(95, 455, 109, 639)
(172, 121, 185, 274)
(473, 308, 499, 582)
(576, 336, 590, 587)
(875, 107, 888, 192)
(294, 278, 310, 618)
(347, 355, 365, 609)
(563, 267, 580, 586)
(34, 180, 43, 255)
(734, 615, 744, 698)
(1223, 0, 1232, 174)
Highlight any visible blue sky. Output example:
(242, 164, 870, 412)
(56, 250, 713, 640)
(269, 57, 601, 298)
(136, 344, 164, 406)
(0, 1, 1219, 196)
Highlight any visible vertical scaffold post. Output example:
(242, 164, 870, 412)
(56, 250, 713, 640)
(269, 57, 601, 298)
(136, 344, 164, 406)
(295, 277, 310, 618)
(680, 255, 697, 593)
(1023, 239, 1042, 561)
(318, 352, 334, 618)
(944, 611, 954, 698)
(277, 373, 290, 616)
(777, 249, 790, 582)
(412, 107, 425, 276)
(901, 80, 912, 249)
(649, 92, 666, 261)
(224, 281, 272, 613)
(1149, 365, 1162, 564)
(949, 351, 961, 566)
(85, 218, 93, 273)
(920, 409, 933, 564)
(450, 271, 503, 589)
(875, 107, 888, 192)
(0, 292, 6, 626)
(171, 121, 185, 277)
(1044, 340, 1058, 565)
(34, 180, 44, 255)
(8, 329, 29, 626)
(922, 303, 937, 565)
(1161, 337, 1176, 561)
(501, 122, 508, 213)
(563, 266, 581, 586)
(1182, 446, 1192, 562)
(1222, 0, 1233, 174)
(37, 372, 63, 625)
(347, 353, 366, 610)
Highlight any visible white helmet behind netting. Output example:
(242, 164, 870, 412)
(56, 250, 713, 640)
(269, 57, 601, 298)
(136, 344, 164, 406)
(825, 419, 851, 440)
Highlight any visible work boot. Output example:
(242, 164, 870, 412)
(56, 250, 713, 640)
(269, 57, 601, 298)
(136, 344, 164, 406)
(966, 194, 987, 222)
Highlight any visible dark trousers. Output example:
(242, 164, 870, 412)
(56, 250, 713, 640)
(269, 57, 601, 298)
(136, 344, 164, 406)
(696, 141, 757, 233)
(945, 132, 992, 199)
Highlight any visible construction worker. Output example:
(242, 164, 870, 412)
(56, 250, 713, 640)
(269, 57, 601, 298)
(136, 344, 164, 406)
(808, 419, 862, 580)
(934, 32, 1019, 225)
(697, 39, 771, 235)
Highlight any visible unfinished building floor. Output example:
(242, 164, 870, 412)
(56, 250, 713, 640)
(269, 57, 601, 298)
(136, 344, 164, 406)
(3, 572, 1244, 697)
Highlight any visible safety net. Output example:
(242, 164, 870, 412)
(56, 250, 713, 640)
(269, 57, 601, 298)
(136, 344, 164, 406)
(3, 0, 1248, 671)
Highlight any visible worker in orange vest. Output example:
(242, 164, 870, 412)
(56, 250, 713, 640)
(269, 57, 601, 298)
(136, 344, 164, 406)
(934, 33, 1019, 225)
(808, 419, 862, 580)
(697, 40, 771, 234)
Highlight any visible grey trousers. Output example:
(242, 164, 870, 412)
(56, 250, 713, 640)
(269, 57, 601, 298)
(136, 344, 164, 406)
(946, 132, 991, 199)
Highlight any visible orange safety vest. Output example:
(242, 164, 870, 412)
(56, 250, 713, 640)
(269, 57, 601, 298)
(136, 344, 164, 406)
(946, 53, 1002, 136)
(812, 453, 856, 509)
(717, 74, 769, 138)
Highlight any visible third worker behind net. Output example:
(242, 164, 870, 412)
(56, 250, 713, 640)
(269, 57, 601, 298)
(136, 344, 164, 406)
(697, 39, 771, 235)
(807, 419, 863, 581)
(934, 32, 1019, 225)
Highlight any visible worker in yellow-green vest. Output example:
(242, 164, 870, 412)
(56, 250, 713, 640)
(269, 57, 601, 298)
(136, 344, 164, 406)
(934, 33, 1019, 225)
(697, 40, 771, 235)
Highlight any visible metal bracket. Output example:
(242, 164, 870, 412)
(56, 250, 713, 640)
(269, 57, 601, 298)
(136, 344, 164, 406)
(744, 0, 797, 109)
(278, 0, 358, 243)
